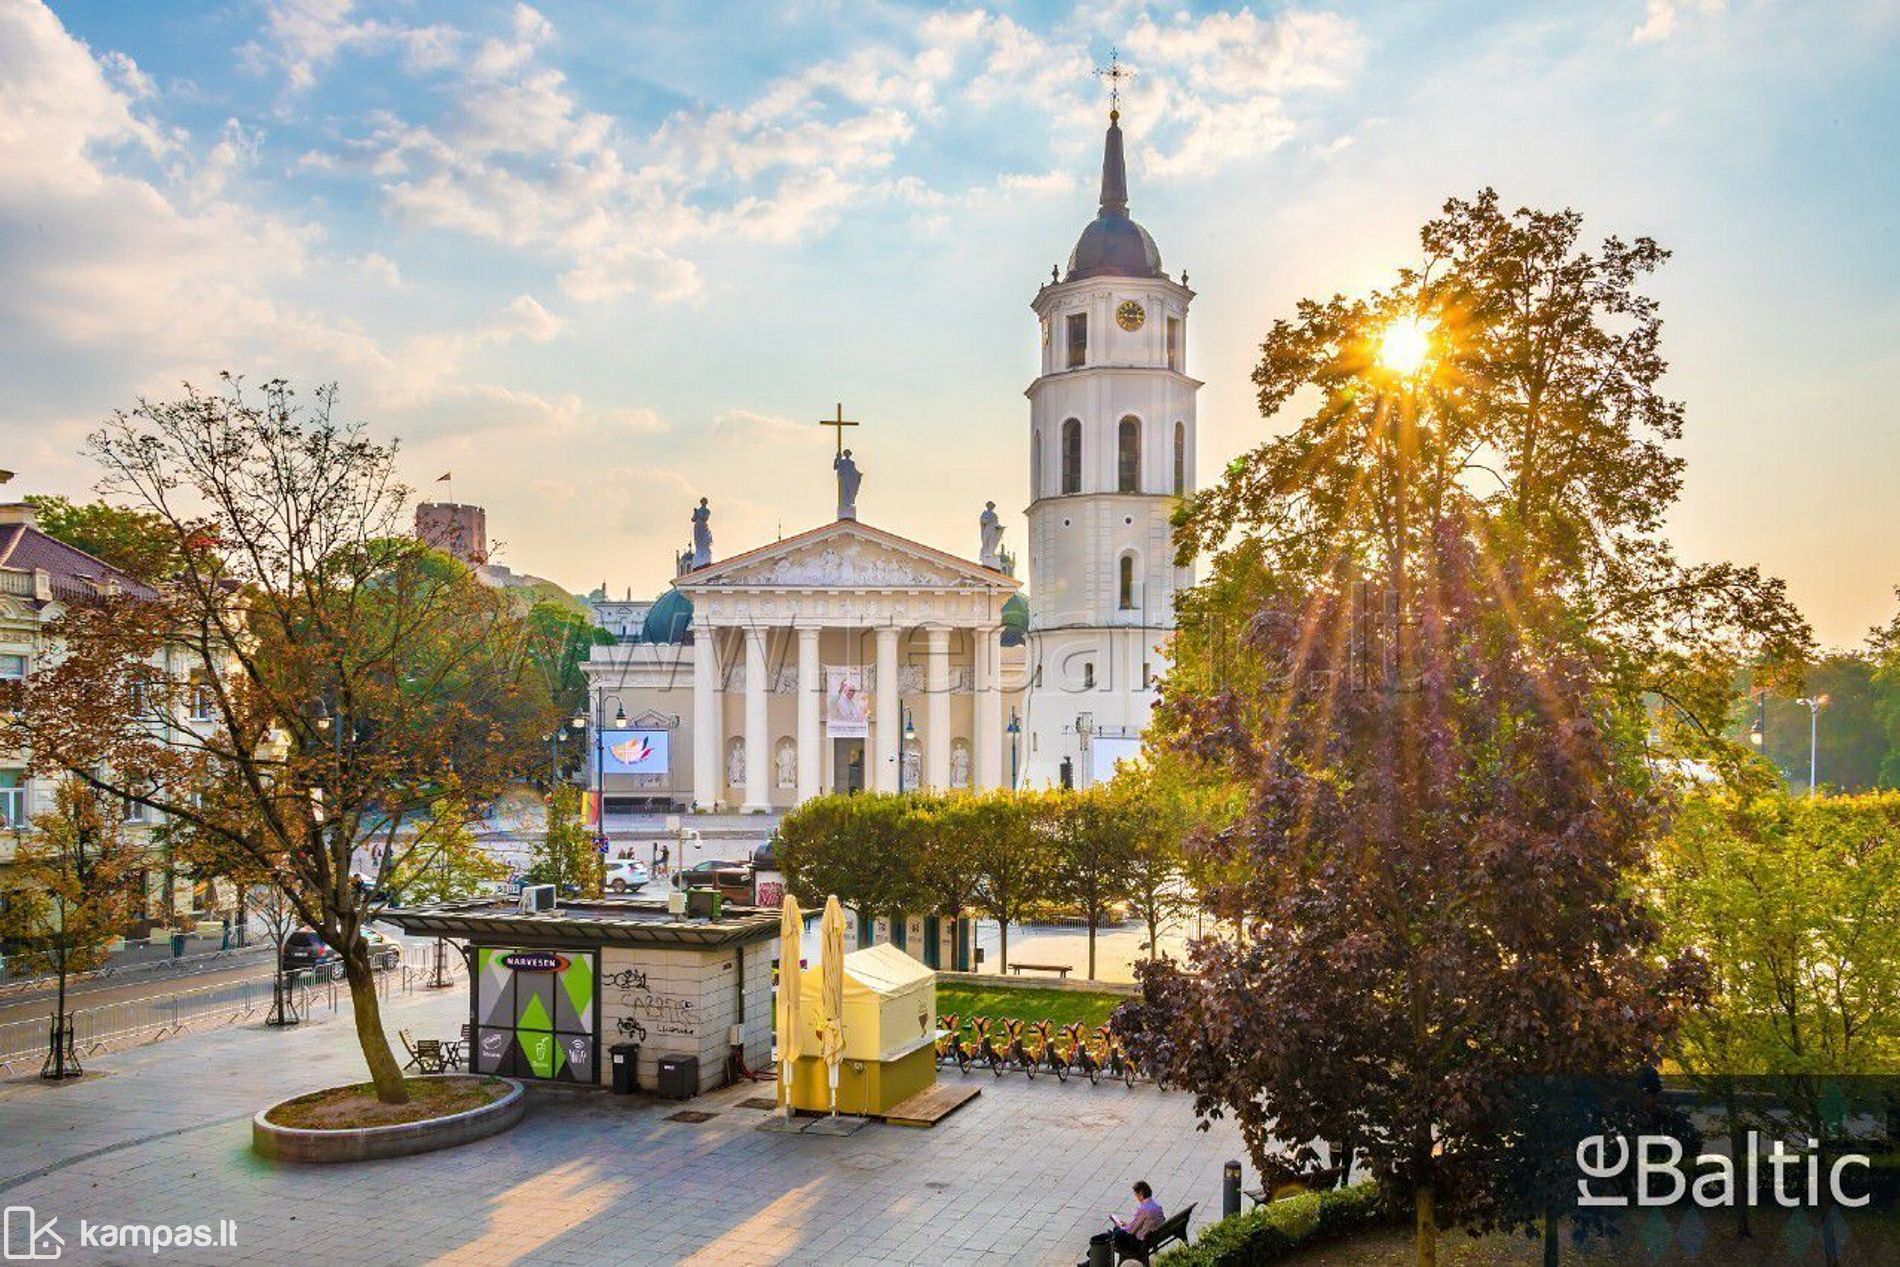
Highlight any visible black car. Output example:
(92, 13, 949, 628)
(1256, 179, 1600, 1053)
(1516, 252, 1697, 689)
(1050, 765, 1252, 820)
(278, 929, 401, 977)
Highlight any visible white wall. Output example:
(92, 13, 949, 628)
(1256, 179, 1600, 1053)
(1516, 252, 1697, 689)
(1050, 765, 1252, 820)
(598, 939, 775, 1094)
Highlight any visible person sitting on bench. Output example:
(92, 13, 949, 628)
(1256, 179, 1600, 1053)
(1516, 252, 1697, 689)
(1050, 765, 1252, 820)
(1109, 1181, 1164, 1257)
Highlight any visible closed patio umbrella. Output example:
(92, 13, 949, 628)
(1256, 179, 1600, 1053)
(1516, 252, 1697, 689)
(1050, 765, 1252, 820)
(777, 893, 802, 1120)
(819, 895, 846, 1116)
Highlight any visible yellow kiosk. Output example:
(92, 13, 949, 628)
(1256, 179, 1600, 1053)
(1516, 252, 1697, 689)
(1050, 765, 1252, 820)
(782, 943, 937, 1116)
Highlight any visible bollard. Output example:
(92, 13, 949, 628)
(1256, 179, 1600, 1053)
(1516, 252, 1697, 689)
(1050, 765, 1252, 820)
(1223, 1158, 1243, 1218)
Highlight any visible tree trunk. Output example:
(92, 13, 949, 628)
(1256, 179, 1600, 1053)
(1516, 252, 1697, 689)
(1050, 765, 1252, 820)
(344, 946, 409, 1104)
(50, 954, 68, 1079)
(1087, 915, 1097, 981)
(1729, 1113, 1751, 1239)
(1415, 1185, 1437, 1267)
(999, 917, 1009, 975)
(1542, 1201, 1559, 1267)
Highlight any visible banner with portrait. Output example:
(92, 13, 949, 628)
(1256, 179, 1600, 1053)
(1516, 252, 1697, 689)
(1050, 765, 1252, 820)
(825, 667, 870, 738)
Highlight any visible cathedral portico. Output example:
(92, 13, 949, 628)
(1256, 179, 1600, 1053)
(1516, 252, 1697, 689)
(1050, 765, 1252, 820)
(585, 518, 1023, 816)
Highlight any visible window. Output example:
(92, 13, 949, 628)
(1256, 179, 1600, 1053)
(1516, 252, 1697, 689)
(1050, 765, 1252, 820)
(1118, 555, 1136, 610)
(121, 793, 150, 824)
(1066, 312, 1088, 368)
(1118, 417, 1140, 492)
(1166, 316, 1181, 371)
(1173, 421, 1187, 496)
(1060, 419, 1082, 494)
(0, 770, 24, 829)
(190, 683, 217, 722)
(1083, 663, 1096, 690)
(0, 653, 24, 680)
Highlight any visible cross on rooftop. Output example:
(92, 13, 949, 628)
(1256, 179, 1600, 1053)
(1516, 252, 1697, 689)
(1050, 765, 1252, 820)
(1093, 47, 1135, 115)
(819, 402, 859, 456)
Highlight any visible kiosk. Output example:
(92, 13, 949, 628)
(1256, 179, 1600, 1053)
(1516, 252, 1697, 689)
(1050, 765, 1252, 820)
(782, 942, 937, 1117)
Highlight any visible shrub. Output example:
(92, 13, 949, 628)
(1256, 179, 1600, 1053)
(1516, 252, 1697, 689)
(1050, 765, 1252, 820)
(1158, 1183, 1398, 1266)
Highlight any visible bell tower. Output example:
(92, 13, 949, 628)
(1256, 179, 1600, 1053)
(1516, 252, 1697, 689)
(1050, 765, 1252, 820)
(1019, 108, 1198, 789)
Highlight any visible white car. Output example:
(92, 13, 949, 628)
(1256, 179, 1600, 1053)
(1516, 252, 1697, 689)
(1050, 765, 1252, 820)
(605, 859, 651, 893)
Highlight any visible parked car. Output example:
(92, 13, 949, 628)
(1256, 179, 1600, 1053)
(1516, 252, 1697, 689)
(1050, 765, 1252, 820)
(604, 860, 651, 893)
(670, 859, 728, 891)
(278, 928, 402, 977)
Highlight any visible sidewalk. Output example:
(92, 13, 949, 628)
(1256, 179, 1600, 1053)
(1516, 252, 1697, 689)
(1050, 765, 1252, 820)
(0, 979, 1246, 1265)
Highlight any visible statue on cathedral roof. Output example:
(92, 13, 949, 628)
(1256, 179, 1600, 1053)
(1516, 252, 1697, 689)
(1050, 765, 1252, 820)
(980, 500, 1004, 569)
(691, 497, 712, 568)
(834, 449, 862, 520)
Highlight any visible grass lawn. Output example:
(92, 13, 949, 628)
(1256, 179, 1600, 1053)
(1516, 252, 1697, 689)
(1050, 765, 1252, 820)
(935, 981, 1126, 1031)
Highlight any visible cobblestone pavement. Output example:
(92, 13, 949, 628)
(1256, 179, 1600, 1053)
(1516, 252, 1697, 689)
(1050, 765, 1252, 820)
(0, 984, 1247, 1265)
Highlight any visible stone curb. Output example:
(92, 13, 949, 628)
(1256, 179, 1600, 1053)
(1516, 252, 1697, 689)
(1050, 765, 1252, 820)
(251, 1075, 524, 1163)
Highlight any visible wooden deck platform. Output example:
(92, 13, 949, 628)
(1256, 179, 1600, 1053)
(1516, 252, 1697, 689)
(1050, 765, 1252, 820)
(880, 1081, 981, 1128)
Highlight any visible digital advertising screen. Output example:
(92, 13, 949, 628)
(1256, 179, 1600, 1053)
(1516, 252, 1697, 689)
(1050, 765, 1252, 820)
(599, 728, 670, 775)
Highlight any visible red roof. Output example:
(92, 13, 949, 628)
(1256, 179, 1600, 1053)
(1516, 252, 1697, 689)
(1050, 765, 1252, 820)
(0, 520, 158, 602)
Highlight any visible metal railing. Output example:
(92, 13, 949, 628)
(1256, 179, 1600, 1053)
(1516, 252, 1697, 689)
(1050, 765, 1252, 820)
(0, 941, 463, 1075)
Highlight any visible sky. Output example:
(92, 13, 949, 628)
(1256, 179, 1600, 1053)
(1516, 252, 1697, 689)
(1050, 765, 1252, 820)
(1, 0, 1896, 647)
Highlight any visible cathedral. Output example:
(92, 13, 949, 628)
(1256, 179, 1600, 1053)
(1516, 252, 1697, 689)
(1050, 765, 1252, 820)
(581, 107, 1198, 816)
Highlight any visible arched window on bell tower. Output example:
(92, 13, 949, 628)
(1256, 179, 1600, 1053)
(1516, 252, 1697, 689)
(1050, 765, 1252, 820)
(1061, 419, 1082, 494)
(1118, 552, 1137, 610)
(1173, 421, 1186, 495)
(1117, 416, 1140, 493)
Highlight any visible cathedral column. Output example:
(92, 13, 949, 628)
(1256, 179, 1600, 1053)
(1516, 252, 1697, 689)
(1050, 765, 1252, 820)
(924, 625, 950, 790)
(975, 623, 1004, 790)
(691, 620, 721, 811)
(796, 626, 822, 803)
(873, 625, 900, 793)
(742, 624, 771, 813)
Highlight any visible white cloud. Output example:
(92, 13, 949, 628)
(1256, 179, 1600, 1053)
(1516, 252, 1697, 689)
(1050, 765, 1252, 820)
(709, 408, 810, 447)
(1633, 0, 1729, 44)
(243, 0, 460, 95)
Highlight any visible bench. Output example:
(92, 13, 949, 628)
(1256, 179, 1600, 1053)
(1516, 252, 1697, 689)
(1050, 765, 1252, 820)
(1008, 962, 1073, 979)
(1117, 1202, 1194, 1265)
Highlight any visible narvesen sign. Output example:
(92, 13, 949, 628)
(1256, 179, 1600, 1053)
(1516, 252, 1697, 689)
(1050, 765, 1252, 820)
(499, 951, 569, 973)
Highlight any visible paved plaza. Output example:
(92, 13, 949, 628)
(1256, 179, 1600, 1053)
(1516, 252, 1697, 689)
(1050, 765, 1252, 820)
(0, 983, 1245, 1265)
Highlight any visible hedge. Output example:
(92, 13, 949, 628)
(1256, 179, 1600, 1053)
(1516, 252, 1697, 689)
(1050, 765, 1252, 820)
(1158, 1183, 1400, 1266)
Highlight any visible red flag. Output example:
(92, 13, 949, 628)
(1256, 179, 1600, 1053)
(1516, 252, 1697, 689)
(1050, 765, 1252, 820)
(435, 471, 452, 482)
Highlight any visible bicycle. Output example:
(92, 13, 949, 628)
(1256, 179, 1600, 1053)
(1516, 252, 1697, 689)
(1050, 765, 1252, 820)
(1061, 1021, 1100, 1085)
(936, 1014, 973, 1073)
(1098, 1024, 1138, 1088)
(969, 1016, 1007, 1077)
(1000, 1017, 1037, 1079)
(1027, 1019, 1069, 1083)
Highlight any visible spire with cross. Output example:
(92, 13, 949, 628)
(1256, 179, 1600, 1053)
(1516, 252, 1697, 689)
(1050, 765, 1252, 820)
(1093, 47, 1135, 119)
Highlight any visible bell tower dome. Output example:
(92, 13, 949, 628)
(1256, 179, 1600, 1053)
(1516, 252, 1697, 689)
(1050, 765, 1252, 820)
(1019, 110, 1199, 790)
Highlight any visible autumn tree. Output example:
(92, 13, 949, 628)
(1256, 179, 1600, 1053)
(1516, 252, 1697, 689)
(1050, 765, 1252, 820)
(1131, 193, 1798, 1265)
(0, 780, 145, 1077)
(5, 377, 555, 1104)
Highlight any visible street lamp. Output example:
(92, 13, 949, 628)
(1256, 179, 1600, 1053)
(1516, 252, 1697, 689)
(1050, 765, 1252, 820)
(897, 705, 917, 793)
(1795, 694, 1828, 795)
(1006, 708, 1021, 790)
(579, 692, 629, 855)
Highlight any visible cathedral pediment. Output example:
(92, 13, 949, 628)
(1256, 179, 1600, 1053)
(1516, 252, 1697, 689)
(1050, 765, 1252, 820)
(680, 521, 1013, 592)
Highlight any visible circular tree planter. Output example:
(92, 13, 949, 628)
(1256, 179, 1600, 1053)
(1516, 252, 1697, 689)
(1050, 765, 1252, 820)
(252, 1075, 524, 1163)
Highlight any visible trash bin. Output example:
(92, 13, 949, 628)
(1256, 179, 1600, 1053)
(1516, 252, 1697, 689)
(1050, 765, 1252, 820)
(170, 932, 188, 958)
(1087, 1230, 1114, 1267)
(655, 1054, 698, 1100)
(610, 1042, 640, 1095)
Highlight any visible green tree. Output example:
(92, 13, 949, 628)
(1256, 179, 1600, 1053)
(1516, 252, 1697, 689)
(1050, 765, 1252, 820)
(1049, 788, 1138, 981)
(968, 791, 1057, 976)
(776, 793, 923, 928)
(393, 791, 510, 903)
(23, 494, 186, 584)
(914, 795, 982, 970)
(527, 784, 602, 897)
(0, 781, 145, 1078)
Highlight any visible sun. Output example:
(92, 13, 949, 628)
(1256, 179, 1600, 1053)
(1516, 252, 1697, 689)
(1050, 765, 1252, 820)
(1376, 316, 1433, 376)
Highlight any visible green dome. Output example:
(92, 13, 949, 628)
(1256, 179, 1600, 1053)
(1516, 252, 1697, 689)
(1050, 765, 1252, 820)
(1001, 593, 1029, 647)
(642, 587, 694, 644)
